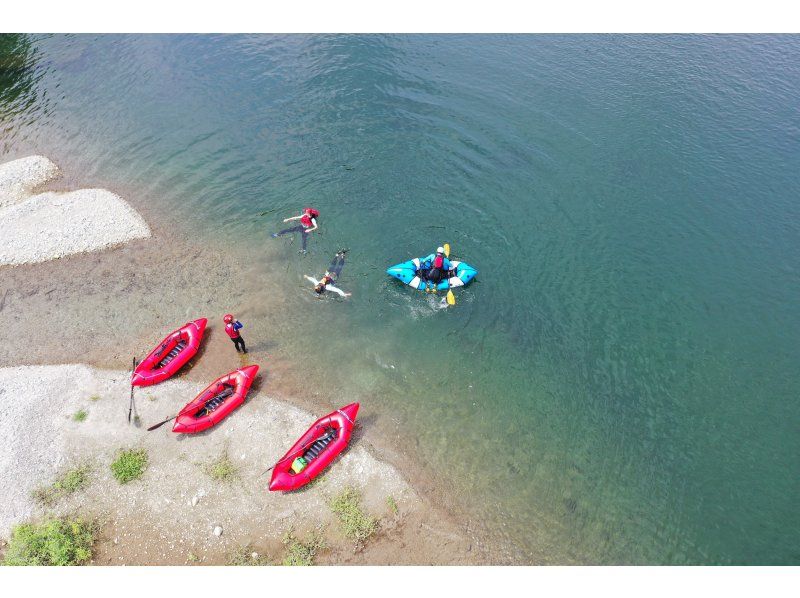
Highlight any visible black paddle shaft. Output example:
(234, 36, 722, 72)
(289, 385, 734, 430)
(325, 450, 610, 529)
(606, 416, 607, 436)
(128, 356, 137, 423)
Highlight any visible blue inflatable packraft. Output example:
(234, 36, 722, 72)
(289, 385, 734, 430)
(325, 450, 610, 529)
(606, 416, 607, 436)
(386, 253, 478, 292)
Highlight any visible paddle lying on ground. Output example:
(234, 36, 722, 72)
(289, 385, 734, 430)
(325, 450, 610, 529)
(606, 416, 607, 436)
(444, 243, 456, 306)
(128, 357, 137, 423)
(147, 414, 177, 431)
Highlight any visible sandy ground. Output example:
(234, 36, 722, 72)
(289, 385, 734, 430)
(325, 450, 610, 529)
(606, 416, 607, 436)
(0, 364, 480, 565)
(0, 155, 150, 266)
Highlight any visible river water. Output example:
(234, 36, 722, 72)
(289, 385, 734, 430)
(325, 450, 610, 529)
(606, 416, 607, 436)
(1, 33, 799, 564)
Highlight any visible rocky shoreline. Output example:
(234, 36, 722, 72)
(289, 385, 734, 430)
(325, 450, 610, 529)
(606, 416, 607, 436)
(0, 155, 150, 266)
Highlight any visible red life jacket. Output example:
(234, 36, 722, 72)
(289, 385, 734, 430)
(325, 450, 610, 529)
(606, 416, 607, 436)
(224, 322, 239, 339)
(301, 208, 319, 227)
(433, 254, 444, 269)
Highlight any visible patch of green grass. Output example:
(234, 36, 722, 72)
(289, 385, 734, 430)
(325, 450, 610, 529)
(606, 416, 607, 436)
(187, 552, 200, 564)
(386, 495, 399, 515)
(89, 394, 101, 402)
(110, 448, 148, 484)
(72, 409, 88, 422)
(203, 452, 238, 483)
(32, 465, 91, 506)
(329, 487, 377, 547)
(228, 545, 271, 566)
(281, 528, 325, 566)
(2, 517, 97, 566)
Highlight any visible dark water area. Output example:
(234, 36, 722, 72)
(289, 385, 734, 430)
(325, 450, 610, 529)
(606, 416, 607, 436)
(1, 33, 799, 564)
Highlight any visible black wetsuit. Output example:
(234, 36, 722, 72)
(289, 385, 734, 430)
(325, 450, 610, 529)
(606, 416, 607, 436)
(273, 224, 311, 251)
(327, 252, 346, 280)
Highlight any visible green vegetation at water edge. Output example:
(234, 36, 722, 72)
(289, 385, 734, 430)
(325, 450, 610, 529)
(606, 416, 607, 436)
(72, 409, 87, 422)
(2, 517, 97, 566)
(32, 464, 91, 506)
(110, 448, 148, 484)
(281, 528, 326, 566)
(203, 452, 238, 483)
(329, 487, 377, 547)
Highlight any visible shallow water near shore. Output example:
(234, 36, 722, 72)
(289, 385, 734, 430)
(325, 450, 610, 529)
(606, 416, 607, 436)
(2, 34, 800, 564)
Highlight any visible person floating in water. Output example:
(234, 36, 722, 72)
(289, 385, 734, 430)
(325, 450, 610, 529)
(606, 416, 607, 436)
(422, 246, 453, 291)
(272, 207, 319, 253)
(223, 313, 247, 353)
(304, 250, 351, 297)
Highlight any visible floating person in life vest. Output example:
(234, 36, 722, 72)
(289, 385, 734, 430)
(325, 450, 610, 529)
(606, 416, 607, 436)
(223, 314, 247, 353)
(422, 246, 453, 291)
(304, 249, 351, 297)
(272, 207, 319, 253)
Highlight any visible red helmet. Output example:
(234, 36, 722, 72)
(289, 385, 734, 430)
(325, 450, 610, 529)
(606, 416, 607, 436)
(223, 314, 233, 324)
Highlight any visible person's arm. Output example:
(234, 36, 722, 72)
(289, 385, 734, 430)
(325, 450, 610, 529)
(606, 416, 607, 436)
(443, 257, 453, 270)
(327, 284, 350, 297)
(304, 275, 319, 285)
(283, 214, 302, 223)
(303, 217, 318, 233)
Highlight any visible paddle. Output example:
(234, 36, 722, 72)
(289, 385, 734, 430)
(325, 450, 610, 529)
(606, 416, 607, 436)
(128, 357, 137, 423)
(444, 243, 456, 306)
(147, 414, 177, 432)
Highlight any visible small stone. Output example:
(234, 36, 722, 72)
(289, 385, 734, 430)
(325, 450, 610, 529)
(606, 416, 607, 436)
(251, 552, 258, 560)
(191, 496, 199, 507)
(213, 526, 223, 537)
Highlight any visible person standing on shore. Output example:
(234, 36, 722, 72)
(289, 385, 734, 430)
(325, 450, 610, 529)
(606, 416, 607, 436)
(272, 207, 319, 253)
(223, 314, 247, 353)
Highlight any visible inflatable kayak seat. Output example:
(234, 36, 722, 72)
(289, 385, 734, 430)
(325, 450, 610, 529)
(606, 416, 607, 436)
(195, 386, 235, 418)
(302, 429, 337, 464)
(157, 340, 187, 369)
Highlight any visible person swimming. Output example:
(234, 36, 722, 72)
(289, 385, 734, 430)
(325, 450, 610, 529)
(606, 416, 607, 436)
(272, 207, 319, 252)
(304, 250, 351, 297)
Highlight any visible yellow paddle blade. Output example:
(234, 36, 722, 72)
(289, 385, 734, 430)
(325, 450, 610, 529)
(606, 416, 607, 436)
(446, 290, 456, 306)
(444, 243, 451, 258)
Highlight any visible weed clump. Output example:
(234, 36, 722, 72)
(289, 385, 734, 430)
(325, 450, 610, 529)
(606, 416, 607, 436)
(228, 545, 271, 566)
(281, 528, 325, 566)
(32, 465, 91, 506)
(204, 453, 238, 483)
(110, 448, 148, 484)
(72, 410, 88, 422)
(2, 517, 97, 565)
(89, 394, 101, 402)
(386, 495, 399, 515)
(329, 487, 377, 547)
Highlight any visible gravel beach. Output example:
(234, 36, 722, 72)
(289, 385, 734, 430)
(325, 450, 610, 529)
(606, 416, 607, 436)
(0, 364, 479, 564)
(0, 155, 151, 266)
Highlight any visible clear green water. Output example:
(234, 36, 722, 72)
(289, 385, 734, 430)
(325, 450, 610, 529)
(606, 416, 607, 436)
(2, 34, 799, 564)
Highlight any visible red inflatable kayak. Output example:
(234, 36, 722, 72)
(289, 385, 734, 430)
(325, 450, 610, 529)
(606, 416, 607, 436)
(173, 365, 259, 434)
(268, 402, 359, 492)
(132, 319, 207, 387)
